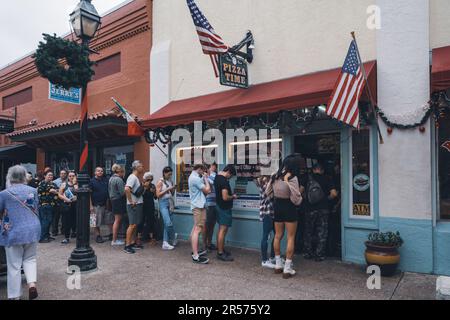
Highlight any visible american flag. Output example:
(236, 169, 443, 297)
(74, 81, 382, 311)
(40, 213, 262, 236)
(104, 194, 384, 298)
(186, 0, 229, 77)
(326, 40, 366, 128)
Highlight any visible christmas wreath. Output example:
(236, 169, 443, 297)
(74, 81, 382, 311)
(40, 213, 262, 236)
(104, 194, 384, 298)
(33, 34, 95, 89)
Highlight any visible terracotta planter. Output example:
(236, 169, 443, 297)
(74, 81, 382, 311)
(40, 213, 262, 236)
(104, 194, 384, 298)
(364, 241, 400, 277)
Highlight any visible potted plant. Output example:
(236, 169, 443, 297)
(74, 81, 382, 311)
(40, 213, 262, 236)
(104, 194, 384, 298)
(365, 231, 403, 277)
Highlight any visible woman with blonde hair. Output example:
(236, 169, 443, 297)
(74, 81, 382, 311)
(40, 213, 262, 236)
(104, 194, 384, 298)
(108, 164, 126, 246)
(0, 165, 40, 300)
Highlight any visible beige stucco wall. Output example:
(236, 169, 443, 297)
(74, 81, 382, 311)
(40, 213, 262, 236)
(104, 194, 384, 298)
(153, 0, 376, 101)
(430, 0, 450, 49)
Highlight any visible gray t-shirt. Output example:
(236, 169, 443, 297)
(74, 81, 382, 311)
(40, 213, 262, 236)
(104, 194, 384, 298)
(126, 174, 143, 205)
(108, 174, 125, 200)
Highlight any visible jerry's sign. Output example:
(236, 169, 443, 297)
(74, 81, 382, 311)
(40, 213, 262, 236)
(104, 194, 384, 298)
(219, 54, 249, 89)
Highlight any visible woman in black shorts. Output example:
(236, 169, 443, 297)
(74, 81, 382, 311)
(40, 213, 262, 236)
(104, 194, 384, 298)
(266, 155, 302, 278)
(109, 164, 126, 246)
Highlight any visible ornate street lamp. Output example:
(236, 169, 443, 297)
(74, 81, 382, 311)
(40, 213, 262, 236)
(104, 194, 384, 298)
(68, 0, 101, 273)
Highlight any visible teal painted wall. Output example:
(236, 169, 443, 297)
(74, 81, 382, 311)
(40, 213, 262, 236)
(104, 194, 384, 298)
(343, 217, 437, 274)
(379, 217, 433, 274)
(173, 212, 276, 253)
(172, 209, 293, 259)
(434, 222, 450, 276)
(342, 228, 374, 264)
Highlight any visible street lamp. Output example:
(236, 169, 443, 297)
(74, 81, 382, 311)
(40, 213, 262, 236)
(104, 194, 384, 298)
(68, 0, 101, 273)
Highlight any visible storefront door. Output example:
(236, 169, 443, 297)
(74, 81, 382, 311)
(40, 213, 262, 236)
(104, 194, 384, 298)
(294, 132, 342, 258)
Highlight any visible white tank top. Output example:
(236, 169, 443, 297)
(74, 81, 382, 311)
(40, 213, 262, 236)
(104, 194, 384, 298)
(160, 179, 173, 199)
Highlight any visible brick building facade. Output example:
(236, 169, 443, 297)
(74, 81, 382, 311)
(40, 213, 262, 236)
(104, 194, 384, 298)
(0, 0, 152, 185)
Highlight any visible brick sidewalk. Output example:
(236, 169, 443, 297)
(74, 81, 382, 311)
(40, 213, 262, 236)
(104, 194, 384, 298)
(0, 237, 437, 300)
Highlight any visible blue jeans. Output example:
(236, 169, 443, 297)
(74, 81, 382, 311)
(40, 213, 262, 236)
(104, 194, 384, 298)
(261, 215, 275, 262)
(39, 205, 54, 240)
(159, 198, 175, 244)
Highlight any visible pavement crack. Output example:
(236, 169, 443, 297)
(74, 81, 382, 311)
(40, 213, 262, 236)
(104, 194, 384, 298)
(389, 272, 404, 300)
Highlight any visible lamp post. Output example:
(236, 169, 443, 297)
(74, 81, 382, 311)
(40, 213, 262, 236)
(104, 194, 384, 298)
(68, 0, 101, 273)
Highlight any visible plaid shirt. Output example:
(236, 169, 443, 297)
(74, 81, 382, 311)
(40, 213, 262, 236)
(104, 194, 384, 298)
(258, 184, 274, 220)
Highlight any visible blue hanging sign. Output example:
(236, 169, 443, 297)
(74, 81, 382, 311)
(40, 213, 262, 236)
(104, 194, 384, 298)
(48, 82, 82, 105)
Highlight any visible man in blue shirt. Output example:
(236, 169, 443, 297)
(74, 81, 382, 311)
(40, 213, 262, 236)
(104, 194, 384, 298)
(89, 167, 111, 243)
(188, 164, 211, 264)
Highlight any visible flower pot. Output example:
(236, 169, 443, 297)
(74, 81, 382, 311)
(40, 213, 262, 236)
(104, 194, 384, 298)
(364, 241, 400, 277)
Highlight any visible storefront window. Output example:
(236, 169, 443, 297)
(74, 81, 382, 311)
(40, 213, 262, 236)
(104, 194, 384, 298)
(227, 138, 282, 210)
(103, 145, 134, 178)
(351, 129, 372, 219)
(175, 145, 219, 207)
(50, 152, 76, 174)
(438, 113, 450, 220)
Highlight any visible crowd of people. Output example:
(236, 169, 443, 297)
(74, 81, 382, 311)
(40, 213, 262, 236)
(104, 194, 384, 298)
(0, 153, 339, 299)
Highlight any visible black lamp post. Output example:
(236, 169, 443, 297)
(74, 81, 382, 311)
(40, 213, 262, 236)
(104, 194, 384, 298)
(68, 0, 101, 273)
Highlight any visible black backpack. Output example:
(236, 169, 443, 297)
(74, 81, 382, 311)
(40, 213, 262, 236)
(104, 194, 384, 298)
(307, 174, 325, 205)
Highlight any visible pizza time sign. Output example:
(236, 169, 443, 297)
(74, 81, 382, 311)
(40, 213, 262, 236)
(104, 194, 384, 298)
(219, 54, 249, 89)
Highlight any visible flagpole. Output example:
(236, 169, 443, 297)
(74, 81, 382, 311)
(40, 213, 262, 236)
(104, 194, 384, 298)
(351, 32, 384, 144)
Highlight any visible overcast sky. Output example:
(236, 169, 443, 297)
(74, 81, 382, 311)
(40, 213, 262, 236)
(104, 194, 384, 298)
(0, 0, 127, 68)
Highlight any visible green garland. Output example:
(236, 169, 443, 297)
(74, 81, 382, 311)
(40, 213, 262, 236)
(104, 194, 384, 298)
(33, 34, 94, 89)
(375, 105, 432, 129)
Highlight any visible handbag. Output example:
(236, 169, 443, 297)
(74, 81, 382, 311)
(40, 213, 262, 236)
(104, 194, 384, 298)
(1, 212, 11, 235)
(89, 211, 97, 228)
(168, 197, 175, 212)
(132, 185, 145, 198)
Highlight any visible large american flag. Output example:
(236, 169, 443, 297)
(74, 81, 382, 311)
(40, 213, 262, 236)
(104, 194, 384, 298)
(326, 40, 366, 128)
(187, 0, 229, 77)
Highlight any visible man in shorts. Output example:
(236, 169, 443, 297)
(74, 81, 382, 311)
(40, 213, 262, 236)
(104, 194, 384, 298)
(214, 165, 237, 262)
(89, 167, 112, 243)
(188, 164, 211, 264)
(124, 160, 145, 254)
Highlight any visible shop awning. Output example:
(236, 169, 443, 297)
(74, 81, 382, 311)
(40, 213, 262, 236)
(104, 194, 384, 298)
(0, 144, 34, 160)
(6, 108, 138, 148)
(141, 61, 377, 129)
(432, 45, 450, 92)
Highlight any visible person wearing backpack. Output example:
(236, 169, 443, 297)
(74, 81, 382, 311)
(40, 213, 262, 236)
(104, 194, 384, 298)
(301, 163, 338, 262)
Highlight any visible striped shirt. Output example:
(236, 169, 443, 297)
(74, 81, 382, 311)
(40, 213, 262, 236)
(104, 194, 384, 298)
(258, 184, 274, 220)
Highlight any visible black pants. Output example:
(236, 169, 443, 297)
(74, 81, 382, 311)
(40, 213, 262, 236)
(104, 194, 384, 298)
(138, 206, 156, 240)
(61, 203, 77, 239)
(52, 204, 64, 235)
(304, 209, 329, 258)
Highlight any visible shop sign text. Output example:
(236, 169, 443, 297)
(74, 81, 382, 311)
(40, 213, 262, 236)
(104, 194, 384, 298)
(49, 82, 82, 105)
(219, 54, 249, 89)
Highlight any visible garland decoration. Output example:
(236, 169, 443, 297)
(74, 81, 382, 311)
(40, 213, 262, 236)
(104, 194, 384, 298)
(34, 34, 95, 89)
(375, 103, 432, 130)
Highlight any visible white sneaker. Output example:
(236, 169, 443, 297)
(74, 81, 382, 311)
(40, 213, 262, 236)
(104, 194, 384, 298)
(271, 257, 285, 267)
(283, 263, 296, 278)
(172, 233, 178, 246)
(162, 242, 175, 250)
(111, 240, 125, 246)
(261, 260, 276, 269)
(274, 257, 284, 274)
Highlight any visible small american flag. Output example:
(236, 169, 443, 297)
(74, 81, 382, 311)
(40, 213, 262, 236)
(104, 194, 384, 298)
(187, 0, 229, 77)
(326, 40, 366, 128)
